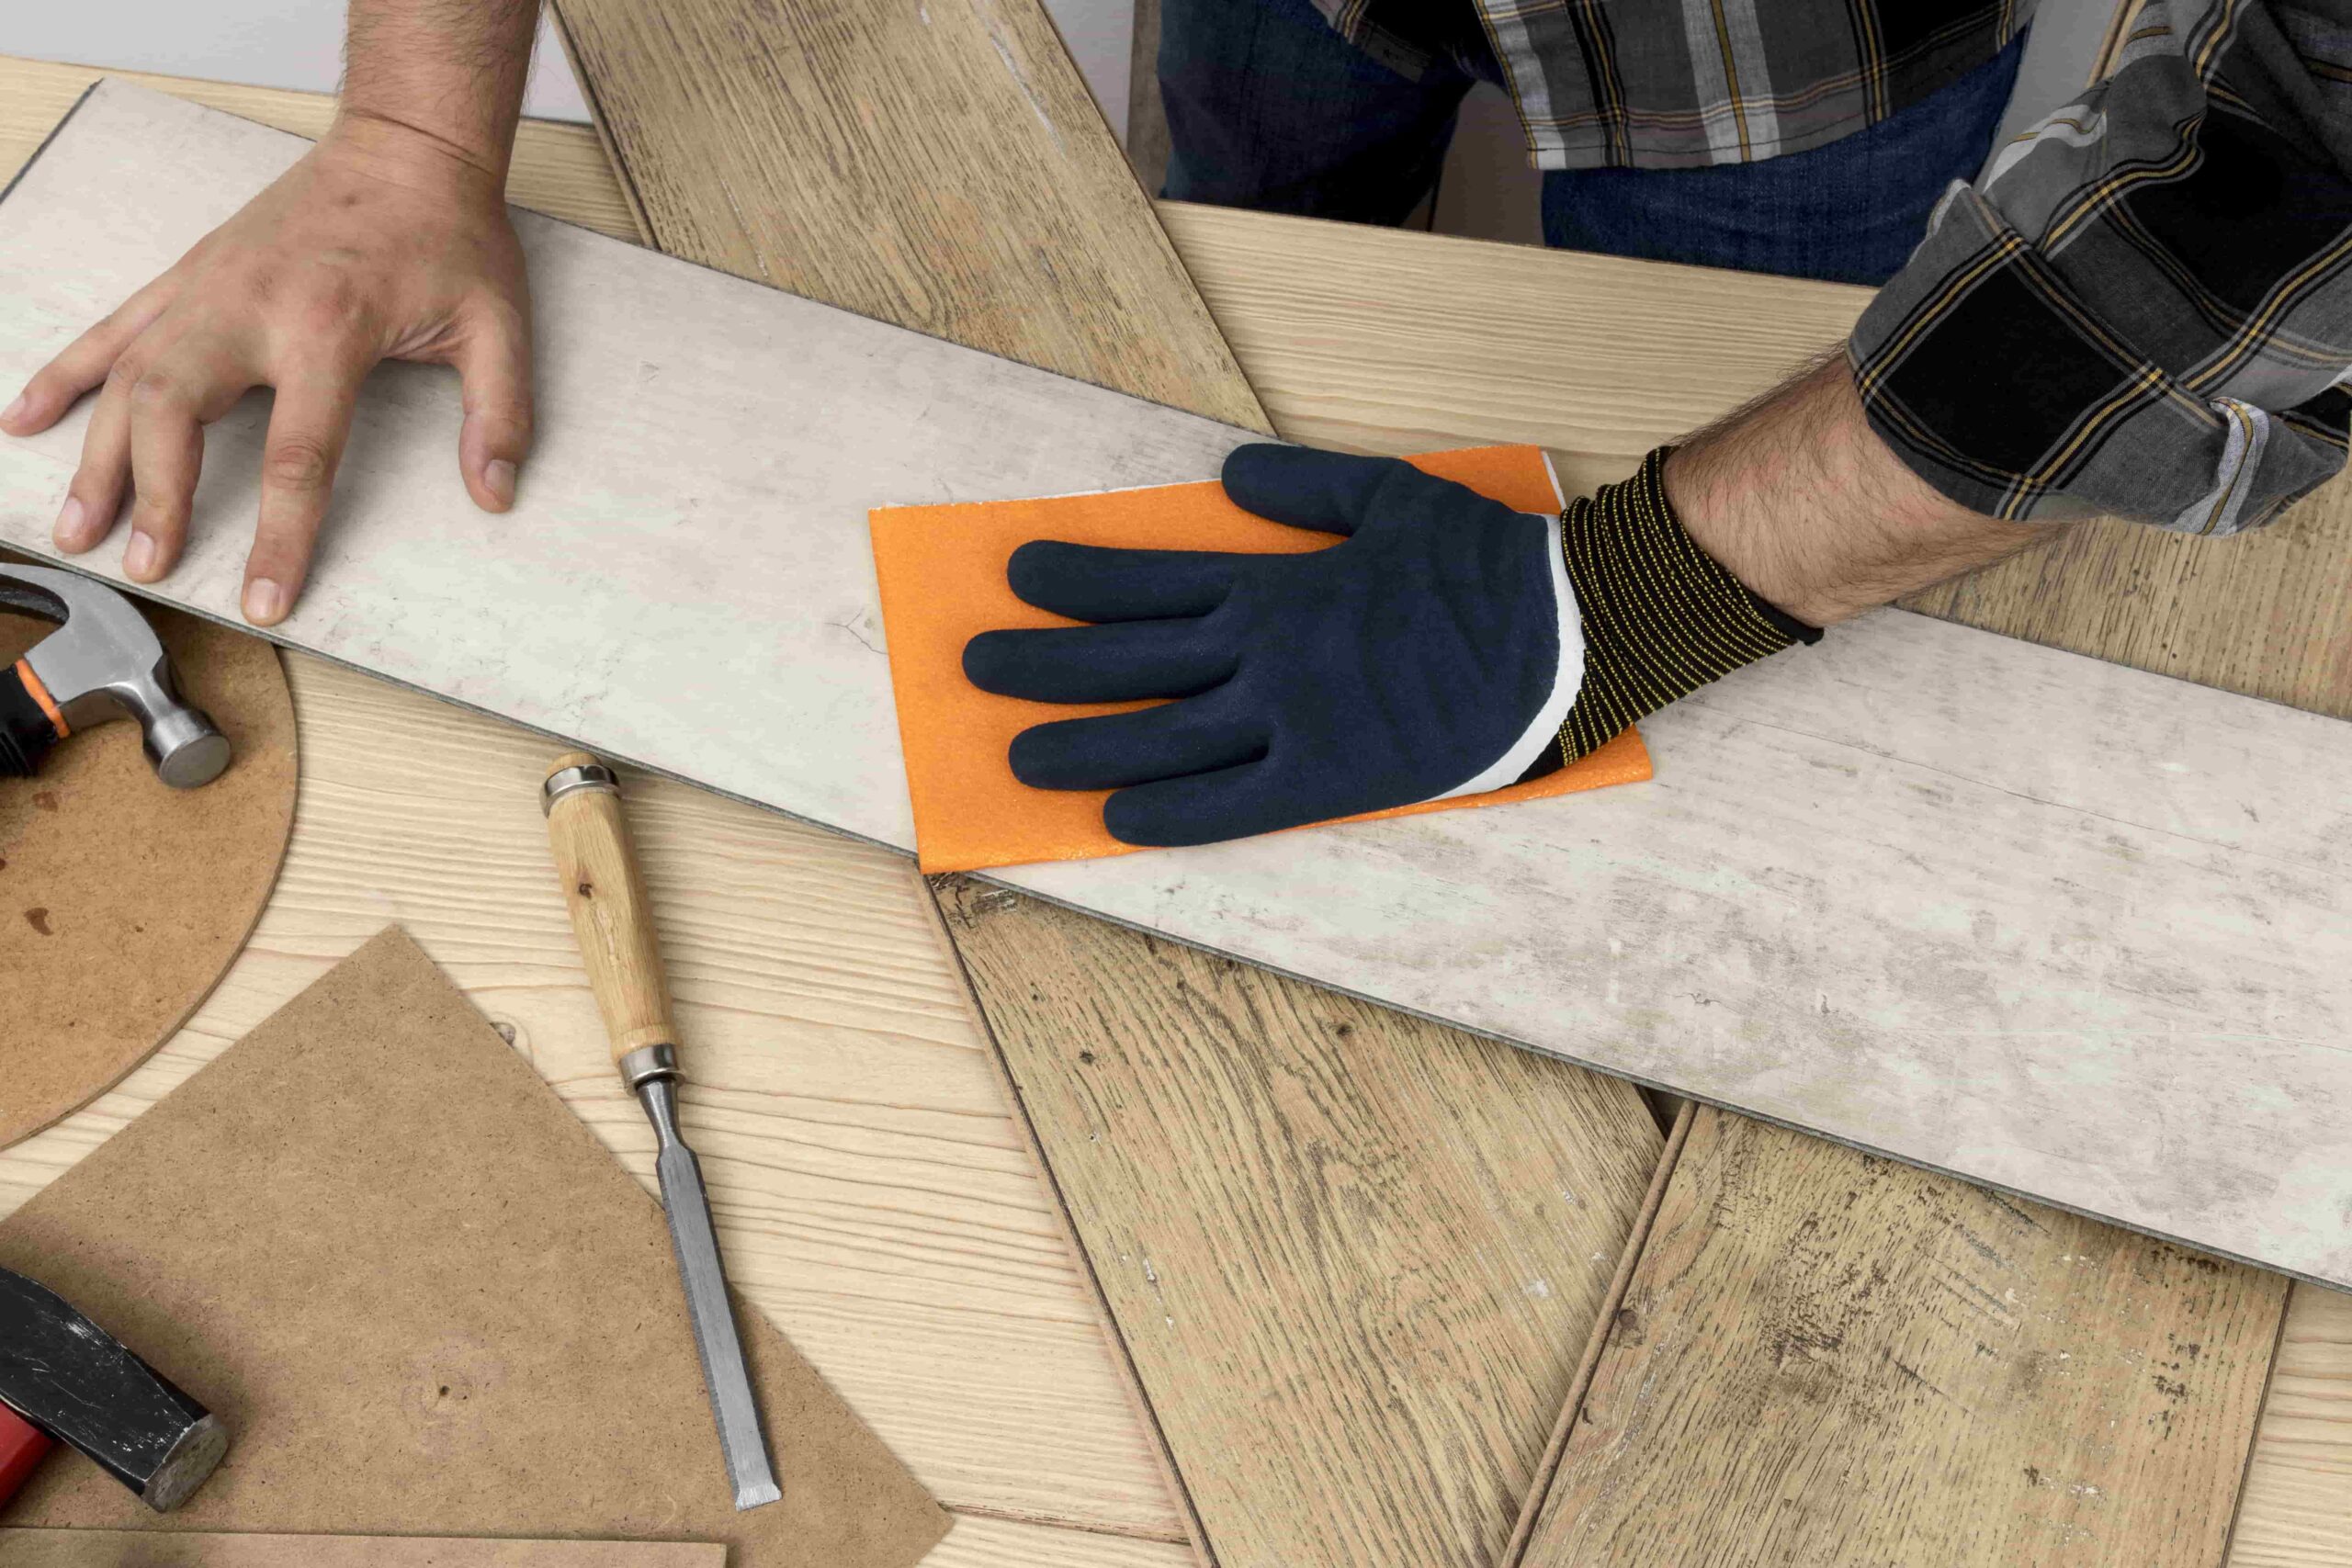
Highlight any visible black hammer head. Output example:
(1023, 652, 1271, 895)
(0, 1265, 229, 1511)
(0, 562, 229, 789)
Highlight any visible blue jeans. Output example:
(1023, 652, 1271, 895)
(1159, 0, 2024, 287)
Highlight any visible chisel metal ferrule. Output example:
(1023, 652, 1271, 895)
(542, 761, 619, 814)
(618, 1043, 680, 1092)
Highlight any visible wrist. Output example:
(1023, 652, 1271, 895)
(1660, 355, 2017, 627)
(1536, 448, 1819, 770)
(324, 107, 514, 198)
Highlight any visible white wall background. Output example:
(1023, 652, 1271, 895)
(6, 0, 2107, 247)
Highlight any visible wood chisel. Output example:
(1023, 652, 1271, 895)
(542, 751, 782, 1511)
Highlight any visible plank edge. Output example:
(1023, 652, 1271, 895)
(1498, 1098, 1697, 1568)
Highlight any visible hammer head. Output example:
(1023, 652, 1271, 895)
(0, 1264, 230, 1511)
(0, 562, 229, 788)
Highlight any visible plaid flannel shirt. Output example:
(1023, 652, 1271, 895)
(1317, 0, 2352, 533)
(1323, 1, 2038, 169)
(1854, 0, 2352, 533)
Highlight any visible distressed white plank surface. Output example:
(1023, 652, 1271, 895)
(1010, 613, 2352, 1285)
(6, 85, 2350, 1286)
(0, 83, 1252, 852)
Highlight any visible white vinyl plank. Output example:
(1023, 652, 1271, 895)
(1006, 609, 2352, 1286)
(6, 84, 2349, 1287)
(0, 83, 1252, 852)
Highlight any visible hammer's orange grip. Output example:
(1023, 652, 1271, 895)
(1, 660, 68, 779)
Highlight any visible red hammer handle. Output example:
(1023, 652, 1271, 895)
(0, 1399, 55, 1505)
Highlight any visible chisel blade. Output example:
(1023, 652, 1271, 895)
(644, 1081, 782, 1511)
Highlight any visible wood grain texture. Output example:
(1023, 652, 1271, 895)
(547, 28, 1670, 1568)
(1158, 199, 2352, 720)
(1154, 201, 1864, 491)
(7, 57, 2344, 1566)
(1156, 162, 2352, 1568)
(548, 0, 1269, 432)
(1125, 0, 1170, 194)
(24, 74, 2352, 1287)
(0, 651, 1185, 1543)
(995, 601, 2352, 1289)
(0, 68, 1188, 1550)
(937, 877, 1662, 1568)
(544, 752, 684, 1064)
(2228, 1284, 2352, 1568)
(1516, 1109, 2290, 1568)
(1902, 505, 2352, 720)
(930, 1515, 1197, 1568)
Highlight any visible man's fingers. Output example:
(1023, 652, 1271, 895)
(243, 367, 362, 626)
(123, 340, 254, 583)
(1, 281, 176, 437)
(55, 367, 137, 554)
(452, 301, 533, 511)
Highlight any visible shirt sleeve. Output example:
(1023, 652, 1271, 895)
(1848, 0, 2352, 535)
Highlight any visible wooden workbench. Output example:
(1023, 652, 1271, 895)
(1, 55, 2344, 1568)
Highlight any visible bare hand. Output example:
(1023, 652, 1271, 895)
(0, 115, 533, 626)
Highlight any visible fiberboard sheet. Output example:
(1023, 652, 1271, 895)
(4, 84, 2349, 1287)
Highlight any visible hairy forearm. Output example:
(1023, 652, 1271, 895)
(341, 0, 543, 178)
(1662, 355, 2045, 627)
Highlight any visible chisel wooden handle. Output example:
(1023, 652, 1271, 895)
(543, 750, 678, 1068)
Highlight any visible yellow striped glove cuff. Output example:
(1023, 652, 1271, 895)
(1523, 446, 1821, 778)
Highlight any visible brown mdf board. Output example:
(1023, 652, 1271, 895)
(0, 595, 295, 1148)
(0, 1532, 726, 1567)
(935, 879, 1663, 1568)
(548, 0, 1268, 433)
(1508, 1109, 2290, 1568)
(0, 928, 948, 1568)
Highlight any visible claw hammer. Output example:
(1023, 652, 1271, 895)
(0, 562, 229, 787)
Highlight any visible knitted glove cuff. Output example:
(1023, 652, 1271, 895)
(1521, 446, 1822, 780)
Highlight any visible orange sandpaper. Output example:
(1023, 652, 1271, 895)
(870, 445, 1652, 873)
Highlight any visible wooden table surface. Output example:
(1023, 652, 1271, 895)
(1, 55, 2344, 1568)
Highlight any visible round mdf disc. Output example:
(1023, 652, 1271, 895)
(0, 599, 297, 1148)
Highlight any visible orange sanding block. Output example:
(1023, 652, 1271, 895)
(869, 445, 1652, 874)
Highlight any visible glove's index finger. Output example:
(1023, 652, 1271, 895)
(1219, 444, 1415, 536)
(1006, 539, 1238, 622)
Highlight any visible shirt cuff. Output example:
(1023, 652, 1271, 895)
(1847, 183, 2350, 536)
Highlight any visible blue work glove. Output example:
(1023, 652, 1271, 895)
(963, 445, 1818, 848)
